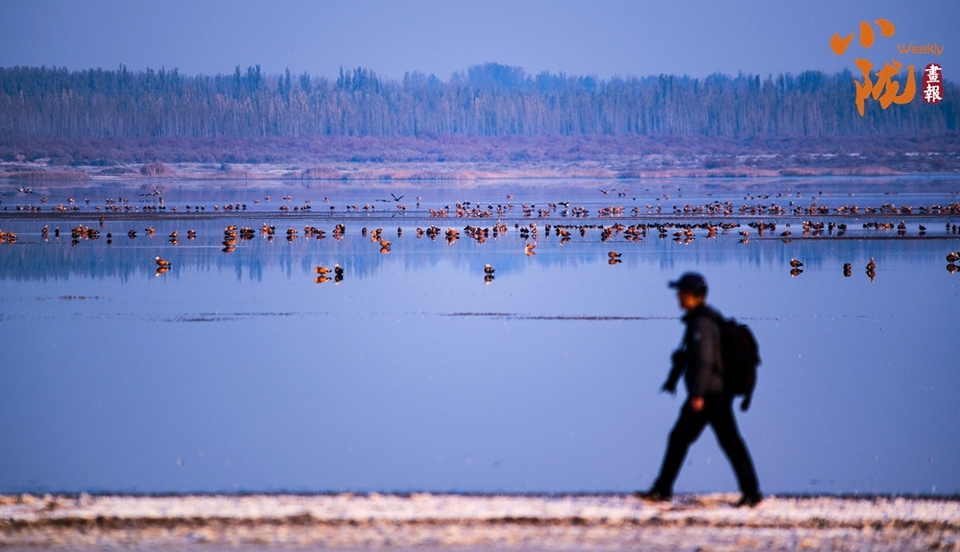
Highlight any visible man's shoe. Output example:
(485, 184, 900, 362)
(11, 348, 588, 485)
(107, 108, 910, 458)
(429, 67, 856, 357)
(735, 493, 763, 508)
(635, 489, 671, 502)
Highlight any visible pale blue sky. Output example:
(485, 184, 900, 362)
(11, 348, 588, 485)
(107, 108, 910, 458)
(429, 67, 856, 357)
(0, 1, 956, 80)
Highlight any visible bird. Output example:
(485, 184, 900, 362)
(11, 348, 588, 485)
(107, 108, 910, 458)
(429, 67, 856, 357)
(866, 257, 876, 271)
(599, 188, 614, 194)
(484, 264, 495, 274)
(608, 251, 622, 259)
(155, 256, 171, 268)
(790, 259, 803, 268)
(391, 193, 404, 202)
(525, 243, 536, 256)
(947, 252, 960, 264)
(315, 266, 332, 275)
(334, 264, 344, 277)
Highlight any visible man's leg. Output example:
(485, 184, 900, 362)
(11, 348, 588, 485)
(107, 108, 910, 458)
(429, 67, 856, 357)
(652, 402, 709, 496)
(707, 396, 760, 497)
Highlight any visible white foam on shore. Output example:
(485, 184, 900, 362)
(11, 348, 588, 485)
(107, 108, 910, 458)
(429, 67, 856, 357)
(2, 493, 959, 550)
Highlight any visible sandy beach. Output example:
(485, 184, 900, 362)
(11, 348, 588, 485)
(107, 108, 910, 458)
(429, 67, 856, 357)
(1, 493, 958, 551)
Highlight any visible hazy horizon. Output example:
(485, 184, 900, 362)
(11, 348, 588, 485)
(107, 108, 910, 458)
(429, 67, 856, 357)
(0, 60, 927, 83)
(0, 0, 956, 81)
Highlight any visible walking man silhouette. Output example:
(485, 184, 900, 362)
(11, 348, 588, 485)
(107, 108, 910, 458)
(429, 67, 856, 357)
(640, 272, 762, 507)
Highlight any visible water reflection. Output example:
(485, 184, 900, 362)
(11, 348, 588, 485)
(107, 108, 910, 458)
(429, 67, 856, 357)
(0, 178, 959, 497)
(2, 218, 958, 284)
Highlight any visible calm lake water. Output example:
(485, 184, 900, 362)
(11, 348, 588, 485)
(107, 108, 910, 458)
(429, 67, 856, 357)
(1, 177, 959, 496)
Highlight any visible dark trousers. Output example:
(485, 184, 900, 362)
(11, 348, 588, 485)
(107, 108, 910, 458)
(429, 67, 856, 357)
(653, 394, 759, 496)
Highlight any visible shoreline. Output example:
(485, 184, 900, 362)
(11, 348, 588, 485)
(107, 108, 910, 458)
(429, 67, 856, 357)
(0, 160, 928, 183)
(3, 134, 959, 183)
(2, 493, 958, 550)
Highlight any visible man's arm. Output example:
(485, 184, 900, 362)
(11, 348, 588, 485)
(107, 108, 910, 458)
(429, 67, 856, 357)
(661, 349, 686, 393)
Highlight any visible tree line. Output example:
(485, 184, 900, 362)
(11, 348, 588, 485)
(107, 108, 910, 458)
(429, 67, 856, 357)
(0, 63, 956, 139)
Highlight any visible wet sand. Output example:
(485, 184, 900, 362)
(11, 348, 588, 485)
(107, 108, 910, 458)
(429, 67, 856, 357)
(2, 493, 958, 551)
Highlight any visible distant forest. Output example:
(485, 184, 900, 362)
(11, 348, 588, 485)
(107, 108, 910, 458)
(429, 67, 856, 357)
(1, 63, 957, 139)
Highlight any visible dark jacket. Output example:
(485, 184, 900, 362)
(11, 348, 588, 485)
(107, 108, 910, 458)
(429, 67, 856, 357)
(666, 304, 725, 397)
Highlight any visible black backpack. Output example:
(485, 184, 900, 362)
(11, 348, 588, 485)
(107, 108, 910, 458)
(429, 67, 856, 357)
(710, 313, 761, 410)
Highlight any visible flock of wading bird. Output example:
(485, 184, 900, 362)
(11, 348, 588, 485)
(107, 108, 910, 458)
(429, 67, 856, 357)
(5, 187, 960, 219)
(136, 217, 960, 282)
(5, 190, 960, 281)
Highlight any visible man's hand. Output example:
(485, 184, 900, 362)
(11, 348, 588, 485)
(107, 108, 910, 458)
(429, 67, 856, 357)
(689, 396, 704, 413)
(660, 380, 677, 394)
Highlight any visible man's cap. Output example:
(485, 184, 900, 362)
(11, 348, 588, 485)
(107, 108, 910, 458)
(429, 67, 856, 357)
(668, 272, 708, 295)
